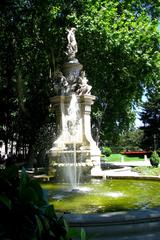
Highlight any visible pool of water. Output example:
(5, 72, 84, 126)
(42, 179, 160, 214)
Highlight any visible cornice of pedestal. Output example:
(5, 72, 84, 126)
(50, 94, 96, 105)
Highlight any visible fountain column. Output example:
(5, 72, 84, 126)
(49, 95, 101, 164)
(80, 95, 101, 166)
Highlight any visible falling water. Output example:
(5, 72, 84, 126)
(61, 93, 82, 189)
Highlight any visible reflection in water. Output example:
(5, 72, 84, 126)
(102, 192, 124, 198)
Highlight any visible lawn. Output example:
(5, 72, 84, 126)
(133, 166, 160, 176)
(103, 154, 146, 162)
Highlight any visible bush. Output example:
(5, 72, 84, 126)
(156, 148, 160, 156)
(150, 151, 160, 167)
(0, 166, 86, 240)
(102, 147, 112, 157)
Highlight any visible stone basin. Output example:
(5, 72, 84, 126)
(42, 177, 160, 239)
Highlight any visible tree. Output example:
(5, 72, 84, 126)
(139, 87, 160, 150)
(0, 0, 159, 162)
(75, 0, 160, 145)
(0, 0, 54, 163)
(49, 0, 160, 145)
(117, 128, 144, 151)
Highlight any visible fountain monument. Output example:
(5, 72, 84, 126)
(48, 28, 101, 187)
(44, 29, 160, 240)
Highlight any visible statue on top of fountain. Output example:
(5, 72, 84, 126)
(66, 27, 78, 62)
(53, 69, 92, 96)
(53, 27, 92, 96)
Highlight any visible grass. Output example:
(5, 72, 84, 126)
(133, 166, 160, 176)
(103, 154, 145, 162)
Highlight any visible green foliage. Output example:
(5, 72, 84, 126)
(102, 146, 112, 157)
(0, 0, 159, 157)
(0, 166, 86, 240)
(150, 151, 160, 167)
(33, 123, 57, 166)
(72, 0, 160, 144)
(0, 0, 54, 161)
(117, 129, 144, 150)
(140, 88, 160, 150)
(157, 148, 160, 156)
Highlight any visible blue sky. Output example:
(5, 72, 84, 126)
(135, 115, 143, 127)
(134, 94, 147, 127)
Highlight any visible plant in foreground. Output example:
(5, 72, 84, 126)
(0, 166, 87, 240)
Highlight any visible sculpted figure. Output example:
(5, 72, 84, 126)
(66, 27, 78, 60)
(53, 71, 69, 95)
(76, 71, 92, 95)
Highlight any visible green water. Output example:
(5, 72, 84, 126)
(42, 179, 160, 214)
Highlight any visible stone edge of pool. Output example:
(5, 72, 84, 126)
(63, 207, 160, 240)
(62, 172, 160, 240)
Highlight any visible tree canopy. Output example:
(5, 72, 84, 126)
(140, 86, 160, 150)
(0, 0, 54, 160)
(0, 0, 159, 162)
(73, 0, 160, 144)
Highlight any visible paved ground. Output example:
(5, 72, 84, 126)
(92, 160, 152, 177)
(105, 160, 152, 177)
(107, 159, 151, 167)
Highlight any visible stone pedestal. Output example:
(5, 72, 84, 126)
(48, 94, 101, 169)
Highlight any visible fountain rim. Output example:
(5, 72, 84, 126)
(63, 207, 160, 239)
(63, 207, 160, 226)
(104, 175, 160, 181)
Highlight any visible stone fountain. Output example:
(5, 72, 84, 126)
(48, 28, 101, 187)
(45, 29, 160, 240)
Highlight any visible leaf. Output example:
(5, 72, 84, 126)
(81, 228, 87, 240)
(45, 204, 57, 218)
(35, 215, 44, 237)
(4, 165, 19, 180)
(20, 186, 39, 203)
(67, 227, 81, 238)
(0, 194, 12, 209)
(63, 219, 69, 233)
(29, 179, 44, 202)
(20, 167, 30, 188)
